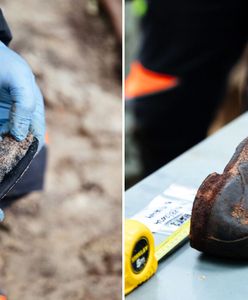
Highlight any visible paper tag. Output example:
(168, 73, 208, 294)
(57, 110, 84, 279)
(132, 184, 197, 234)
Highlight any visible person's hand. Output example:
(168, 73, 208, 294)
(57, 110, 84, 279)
(0, 209, 4, 222)
(0, 41, 45, 151)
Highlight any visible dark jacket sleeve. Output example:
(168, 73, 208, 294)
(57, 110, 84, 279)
(0, 9, 12, 45)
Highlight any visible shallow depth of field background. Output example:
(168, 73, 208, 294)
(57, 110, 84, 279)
(0, 1, 122, 299)
(125, 3, 248, 189)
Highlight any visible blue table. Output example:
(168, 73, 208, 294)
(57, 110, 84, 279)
(125, 113, 248, 300)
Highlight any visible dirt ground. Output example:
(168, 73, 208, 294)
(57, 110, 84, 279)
(0, 1, 122, 299)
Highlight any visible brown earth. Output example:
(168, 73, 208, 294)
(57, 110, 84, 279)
(0, 0, 122, 299)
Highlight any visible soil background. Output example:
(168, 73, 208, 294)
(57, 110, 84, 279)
(0, 1, 122, 299)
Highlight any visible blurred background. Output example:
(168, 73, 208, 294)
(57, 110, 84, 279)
(0, 0, 121, 299)
(125, 1, 248, 189)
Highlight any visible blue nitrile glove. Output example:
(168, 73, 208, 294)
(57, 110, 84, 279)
(0, 41, 45, 151)
(0, 209, 4, 222)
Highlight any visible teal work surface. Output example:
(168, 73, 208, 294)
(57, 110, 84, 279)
(125, 113, 248, 300)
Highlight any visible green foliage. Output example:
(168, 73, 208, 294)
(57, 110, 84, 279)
(132, 0, 147, 17)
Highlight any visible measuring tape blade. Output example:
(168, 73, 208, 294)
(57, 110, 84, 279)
(125, 218, 191, 295)
(155, 219, 190, 261)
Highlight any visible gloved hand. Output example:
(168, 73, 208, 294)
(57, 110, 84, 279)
(0, 41, 45, 151)
(0, 209, 4, 222)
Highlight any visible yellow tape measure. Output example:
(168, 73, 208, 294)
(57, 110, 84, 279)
(125, 218, 190, 295)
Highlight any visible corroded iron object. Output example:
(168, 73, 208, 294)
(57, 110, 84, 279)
(190, 137, 248, 258)
(0, 134, 38, 200)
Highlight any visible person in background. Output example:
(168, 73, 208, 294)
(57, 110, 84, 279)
(0, 8, 47, 298)
(126, 0, 248, 178)
(0, 9, 46, 209)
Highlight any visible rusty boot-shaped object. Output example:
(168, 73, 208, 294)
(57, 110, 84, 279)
(190, 137, 248, 258)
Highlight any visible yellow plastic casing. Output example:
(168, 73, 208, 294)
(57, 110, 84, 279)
(125, 219, 158, 295)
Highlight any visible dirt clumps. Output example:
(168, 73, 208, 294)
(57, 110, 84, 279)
(0, 134, 34, 182)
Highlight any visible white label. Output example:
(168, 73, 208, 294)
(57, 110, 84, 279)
(132, 184, 197, 234)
